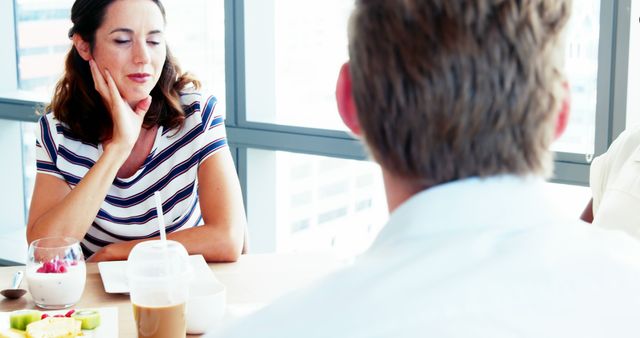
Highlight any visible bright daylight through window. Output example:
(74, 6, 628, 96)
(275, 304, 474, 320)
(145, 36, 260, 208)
(8, 0, 612, 257)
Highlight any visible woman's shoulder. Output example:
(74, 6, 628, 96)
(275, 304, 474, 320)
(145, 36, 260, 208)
(40, 110, 77, 126)
(37, 111, 68, 134)
(179, 89, 219, 125)
(38, 110, 56, 124)
(37, 111, 94, 147)
(179, 87, 217, 107)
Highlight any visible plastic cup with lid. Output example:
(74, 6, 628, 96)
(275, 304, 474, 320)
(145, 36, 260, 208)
(127, 240, 193, 338)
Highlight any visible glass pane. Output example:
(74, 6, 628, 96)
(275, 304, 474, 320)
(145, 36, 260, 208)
(163, 0, 226, 114)
(247, 149, 388, 257)
(626, 0, 640, 128)
(14, 0, 225, 112)
(552, 0, 600, 155)
(246, 0, 602, 154)
(22, 122, 38, 211)
(244, 0, 353, 130)
(15, 0, 74, 96)
(244, 148, 590, 256)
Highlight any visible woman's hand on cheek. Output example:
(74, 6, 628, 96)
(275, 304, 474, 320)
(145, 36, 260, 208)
(88, 59, 152, 155)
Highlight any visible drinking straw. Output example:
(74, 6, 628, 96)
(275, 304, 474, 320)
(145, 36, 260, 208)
(154, 191, 167, 243)
(154, 191, 175, 303)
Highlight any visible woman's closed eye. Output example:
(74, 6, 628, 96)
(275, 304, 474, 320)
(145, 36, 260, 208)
(113, 39, 161, 46)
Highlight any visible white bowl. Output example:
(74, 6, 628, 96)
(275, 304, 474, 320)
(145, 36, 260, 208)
(186, 280, 226, 334)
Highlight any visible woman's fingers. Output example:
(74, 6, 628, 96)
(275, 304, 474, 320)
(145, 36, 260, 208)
(88, 60, 109, 100)
(103, 68, 122, 106)
(88, 60, 146, 150)
(89, 60, 144, 118)
(134, 96, 152, 117)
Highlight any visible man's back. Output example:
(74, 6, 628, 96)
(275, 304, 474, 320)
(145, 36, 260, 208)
(212, 176, 640, 338)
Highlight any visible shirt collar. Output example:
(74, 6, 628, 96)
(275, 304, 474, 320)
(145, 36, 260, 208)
(368, 175, 559, 252)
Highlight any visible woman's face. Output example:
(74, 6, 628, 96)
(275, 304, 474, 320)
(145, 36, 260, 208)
(92, 0, 166, 107)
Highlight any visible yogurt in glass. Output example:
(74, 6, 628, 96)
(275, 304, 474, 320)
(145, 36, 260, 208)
(26, 262, 86, 309)
(26, 237, 86, 309)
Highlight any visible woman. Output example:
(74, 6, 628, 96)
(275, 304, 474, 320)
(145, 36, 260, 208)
(27, 0, 247, 262)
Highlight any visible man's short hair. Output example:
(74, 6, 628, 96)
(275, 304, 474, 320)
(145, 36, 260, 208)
(348, 0, 571, 186)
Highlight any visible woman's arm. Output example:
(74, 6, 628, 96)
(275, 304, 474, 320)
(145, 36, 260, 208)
(580, 198, 594, 223)
(89, 148, 247, 262)
(27, 146, 130, 243)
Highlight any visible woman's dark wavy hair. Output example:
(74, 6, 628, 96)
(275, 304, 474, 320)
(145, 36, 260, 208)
(46, 0, 200, 144)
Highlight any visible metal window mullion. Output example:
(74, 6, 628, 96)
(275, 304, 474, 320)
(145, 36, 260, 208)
(225, 0, 246, 127)
(0, 95, 40, 122)
(225, 0, 249, 207)
(594, 0, 632, 156)
(593, 0, 616, 156)
(12, 0, 20, 90)
(609, 0, 632, 141)
(227, 126, 367, 161)
(235, 146, 249, 216)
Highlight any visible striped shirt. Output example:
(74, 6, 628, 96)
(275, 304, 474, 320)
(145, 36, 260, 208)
(35, 92, 227, 258)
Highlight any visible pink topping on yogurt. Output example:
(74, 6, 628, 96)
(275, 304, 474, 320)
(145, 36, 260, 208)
(36, 259, 75, 273)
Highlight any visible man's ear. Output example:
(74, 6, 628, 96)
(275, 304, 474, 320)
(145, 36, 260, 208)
(72, 34, 92, 61)
(554, 81, 571, 140)
(336, 62, 362, 136)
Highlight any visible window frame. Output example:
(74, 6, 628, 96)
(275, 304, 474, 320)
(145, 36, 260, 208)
(0, 0, 633, 228)
(226, 0, 634, 187)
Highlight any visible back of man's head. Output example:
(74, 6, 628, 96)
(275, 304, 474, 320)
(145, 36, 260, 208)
(348, 0, 571, 187)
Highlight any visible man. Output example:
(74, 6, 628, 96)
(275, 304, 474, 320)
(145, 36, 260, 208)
(210, 0, 640, 336)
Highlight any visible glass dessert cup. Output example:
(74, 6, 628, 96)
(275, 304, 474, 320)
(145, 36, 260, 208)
(26, 237, 86, 309)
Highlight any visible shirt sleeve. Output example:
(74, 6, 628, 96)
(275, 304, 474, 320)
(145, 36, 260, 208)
(198, 95, 228, 164)
(35, 115, 64, 180)
(590, 126, 640, 213)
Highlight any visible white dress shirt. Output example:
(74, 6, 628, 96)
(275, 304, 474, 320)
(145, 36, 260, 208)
(590, 125, 640, 239)
(209, 175, 640, 338)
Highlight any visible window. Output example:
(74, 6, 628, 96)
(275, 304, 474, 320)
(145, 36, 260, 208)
(0, 0, 634, 257)
(246, 149, 387, 256)
(22, 123, 37, 211)
(553, 0, 601, 155)
(243, 0, 353, 130)
(162, 0, 226, 114)
(13, 0, 226, 105)
(14, 0, 73, 96)
(627, 0, 640, 128)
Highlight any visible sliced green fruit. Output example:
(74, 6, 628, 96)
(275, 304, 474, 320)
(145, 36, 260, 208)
(72, 310, 101, 330)
(9, 310, 41, 331)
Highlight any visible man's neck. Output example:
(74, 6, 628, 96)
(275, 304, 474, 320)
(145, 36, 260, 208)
(382, 169, 426, 213)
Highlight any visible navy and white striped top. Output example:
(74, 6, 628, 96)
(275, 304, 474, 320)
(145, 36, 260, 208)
(35, 91, 227, 258)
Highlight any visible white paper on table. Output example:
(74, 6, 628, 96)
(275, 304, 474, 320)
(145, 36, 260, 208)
(98, 254, 219, 294)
